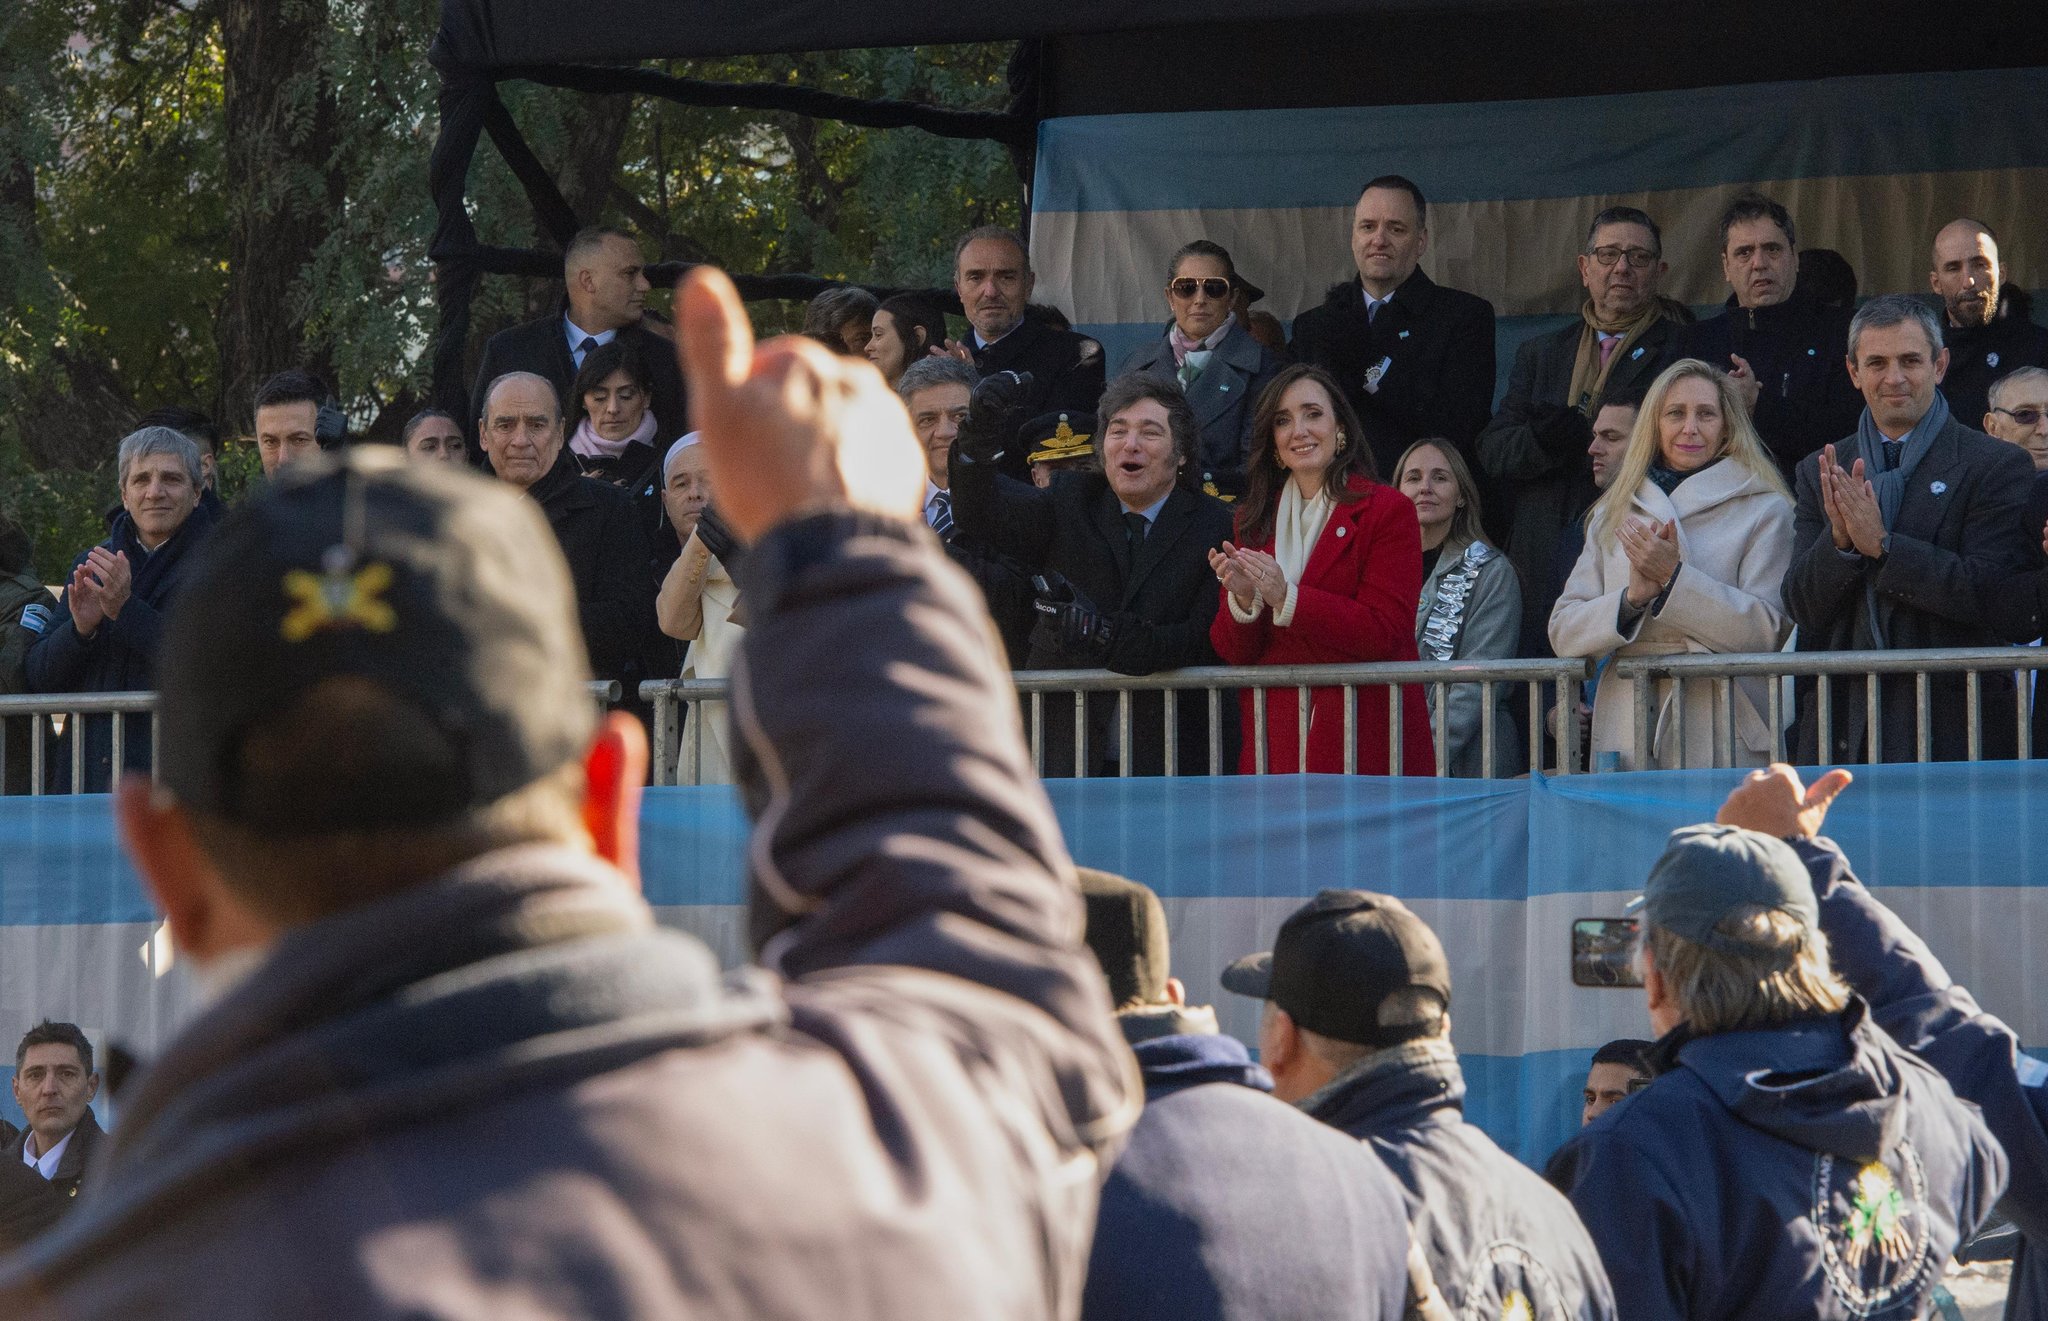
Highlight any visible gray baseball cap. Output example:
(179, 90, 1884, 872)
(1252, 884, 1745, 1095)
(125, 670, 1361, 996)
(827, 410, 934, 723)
(1634, 824, 1817, 952)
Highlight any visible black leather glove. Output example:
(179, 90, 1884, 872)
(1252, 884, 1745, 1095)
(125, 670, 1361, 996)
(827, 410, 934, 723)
(1031, 571, 1116, 661)
(695, 504, 744, 575)
(1531, 402, 1593, 457)
(956, 370, 1034, 463)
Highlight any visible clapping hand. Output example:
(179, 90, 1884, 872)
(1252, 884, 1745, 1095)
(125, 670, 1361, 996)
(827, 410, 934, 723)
(1209, 543, 1287, 612)
(1818, 445, 1887, 559)
(88, 547, 132, 620)
(1617, 516, 1679, 608)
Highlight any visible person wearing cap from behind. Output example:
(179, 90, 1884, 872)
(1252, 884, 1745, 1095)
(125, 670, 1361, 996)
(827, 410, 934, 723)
(0, 268, 1136, 1318)
(1023, 410, 1098, 490)
(1546, 811, 2006, 1321)
(1223, 891, 1615, 1321)
(1076, 869, 1417, 1321)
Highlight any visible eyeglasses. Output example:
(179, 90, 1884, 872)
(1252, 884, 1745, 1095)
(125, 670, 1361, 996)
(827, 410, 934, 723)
(1587, 246, 1660, 270)
(1994, 406, 2047, 428)
(1168, 277, 1232, 300)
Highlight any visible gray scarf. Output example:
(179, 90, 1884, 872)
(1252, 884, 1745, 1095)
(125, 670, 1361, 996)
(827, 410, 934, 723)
(1857, 390, 1950, 530)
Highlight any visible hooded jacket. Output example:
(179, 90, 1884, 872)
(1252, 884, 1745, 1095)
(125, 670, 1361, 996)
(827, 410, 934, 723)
(0, 513, 1137, 1320)
(1084, 1024, 1410, 1321)
(1549, 999, 2007, 1321)
(1795, 834, 2048, 1321)
(1306, 1037, 1615, 1321)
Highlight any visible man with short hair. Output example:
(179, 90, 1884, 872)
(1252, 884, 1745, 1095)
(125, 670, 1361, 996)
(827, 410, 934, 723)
(8, 1023, 104, 1206)
(1784, 294, 2035, 762)
(1679, 193, 1863, 475)
(1224, 891, 1615, 1321)
(1479, 208, 1687, 655)
(1928, 219, 2048, 426)
(1983, 365, 2048, 471)
(1581, 1038, 1652, 1126)
(898, 356, 1034, 663)
(469, 226, 688, 448)
(26, 427, 220, 788)
(951, 372, 1235, 775)
(136, 405, 225, 496)
(1548, 796, 2006, 1321)
(477, 371, 657, 704)
(253, 370, 343, 478)
(0, 268, 1134, 1317)
(1077, 870, 1413, 1321)
(1290, 176, 1497, 482)
(951, 225, 1104, 472)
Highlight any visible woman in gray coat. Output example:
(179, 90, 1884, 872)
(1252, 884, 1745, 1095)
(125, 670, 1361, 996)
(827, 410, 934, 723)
(1396, 438, 1523, 777)
(1120, 239, 1284, 500)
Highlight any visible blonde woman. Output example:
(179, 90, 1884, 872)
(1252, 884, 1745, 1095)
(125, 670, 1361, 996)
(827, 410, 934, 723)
(1395, 438, 1522, 777)
(1549, 359, 1793, 769)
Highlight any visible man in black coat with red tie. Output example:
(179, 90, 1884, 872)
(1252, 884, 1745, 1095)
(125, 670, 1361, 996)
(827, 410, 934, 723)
(468, 227, 688, 448)
(1290, 175, 1497, 484)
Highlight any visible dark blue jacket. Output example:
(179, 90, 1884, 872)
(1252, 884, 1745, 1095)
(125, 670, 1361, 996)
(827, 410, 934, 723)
(24, 502, 217, 788)
(1549, 996, 2007, 1321)
(1796, 834, 2048, 1321)
(1084, 1020, 1409, 1321)
(1307, 1038, 1615, 1321)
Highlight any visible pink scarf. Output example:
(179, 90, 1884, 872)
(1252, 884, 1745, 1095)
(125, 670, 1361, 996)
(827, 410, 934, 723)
(570, 409, 657, 460)
(1169, 314, 1234, 367)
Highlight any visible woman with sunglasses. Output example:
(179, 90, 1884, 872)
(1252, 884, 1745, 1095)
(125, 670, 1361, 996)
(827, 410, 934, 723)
(1120, 240, 1283, 501)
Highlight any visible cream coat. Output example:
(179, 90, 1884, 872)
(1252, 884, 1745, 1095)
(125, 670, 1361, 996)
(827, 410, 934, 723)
(657, 540, 743, 785)
(1548, 459, 1793, 769)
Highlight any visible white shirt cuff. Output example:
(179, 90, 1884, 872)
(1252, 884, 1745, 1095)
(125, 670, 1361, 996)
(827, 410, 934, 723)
(1273, 583, 1301, 628)
(1227, 592, 1265, 624)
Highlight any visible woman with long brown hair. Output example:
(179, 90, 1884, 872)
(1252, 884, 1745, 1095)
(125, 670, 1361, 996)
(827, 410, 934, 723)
(1208, 363, 1435, 775)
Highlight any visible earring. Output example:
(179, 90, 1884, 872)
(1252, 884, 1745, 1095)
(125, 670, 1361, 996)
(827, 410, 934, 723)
(1337, 434, 1348, 452)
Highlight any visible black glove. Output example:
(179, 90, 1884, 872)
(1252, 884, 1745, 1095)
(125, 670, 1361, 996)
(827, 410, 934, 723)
(1530, 402, 1593, 457)
(694, 504, 745, 575)
(1031, 571, 1116, 661)
(957, 370, 1034, 463)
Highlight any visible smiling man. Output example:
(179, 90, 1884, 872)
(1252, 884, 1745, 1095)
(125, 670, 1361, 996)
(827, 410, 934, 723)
(8, 1023, 103, 1207)
(477, 372, 657, 706)
(1290, 176, 1497, 482)
(1679, 193, 1863, 476)
(950, 372, 1234, 775)
(1928, 219, 2048, 426)
(1783, 295, 2034, 762)
(26, 427, 219, 788)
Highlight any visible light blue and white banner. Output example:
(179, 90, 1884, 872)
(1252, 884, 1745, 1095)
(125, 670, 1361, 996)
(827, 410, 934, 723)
(4, 763, 2046, 1165)
(1028, 67, 2048, 393)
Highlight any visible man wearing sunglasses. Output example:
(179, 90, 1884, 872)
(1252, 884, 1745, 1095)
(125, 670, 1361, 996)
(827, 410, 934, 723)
(1984, 368, 2048, 472)
(1930, 219, 2048, 428)
(1477, 205, 1689, 657)
(1289, 175, 1497, 484)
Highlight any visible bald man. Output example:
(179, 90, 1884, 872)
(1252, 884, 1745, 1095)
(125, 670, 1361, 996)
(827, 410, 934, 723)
(468, 226, 689, 452)
(1930, 218, 2048, 426)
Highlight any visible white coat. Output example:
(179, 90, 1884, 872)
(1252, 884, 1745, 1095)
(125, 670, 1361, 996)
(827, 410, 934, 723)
(1548, 459, 1793, 770)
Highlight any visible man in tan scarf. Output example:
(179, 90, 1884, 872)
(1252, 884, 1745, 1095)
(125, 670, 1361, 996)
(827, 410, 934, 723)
(1476, 206, 1693, 658)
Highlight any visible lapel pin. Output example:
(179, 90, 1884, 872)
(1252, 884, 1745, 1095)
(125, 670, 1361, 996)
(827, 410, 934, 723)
(1336, 526, 1348, 537)
(1931, 480, 1948, 495)
(1219, 382, 1230, 392)
(1398, 329, 1411, 340)
(1988, 352, 2001, 369)
(1806, 347, 1817, 356)
(1631, 346, 1645, 360)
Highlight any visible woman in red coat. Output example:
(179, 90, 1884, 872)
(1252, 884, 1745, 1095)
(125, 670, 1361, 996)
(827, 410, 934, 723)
(1208, 364, 1435, 775)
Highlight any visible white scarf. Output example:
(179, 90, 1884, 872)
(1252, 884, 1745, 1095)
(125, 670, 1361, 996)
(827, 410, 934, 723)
(1275, 479, 1333, 586)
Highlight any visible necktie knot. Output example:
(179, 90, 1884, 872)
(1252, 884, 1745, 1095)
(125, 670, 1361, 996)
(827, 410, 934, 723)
(575, 336, 600, 364)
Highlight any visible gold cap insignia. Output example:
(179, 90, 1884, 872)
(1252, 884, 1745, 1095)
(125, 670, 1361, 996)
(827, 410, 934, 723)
(1026, 413, 1096, 465)
(281, 560, 397, 643)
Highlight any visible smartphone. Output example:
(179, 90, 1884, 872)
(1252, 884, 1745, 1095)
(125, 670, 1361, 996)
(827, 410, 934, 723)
(1571, 918, 1643, 988)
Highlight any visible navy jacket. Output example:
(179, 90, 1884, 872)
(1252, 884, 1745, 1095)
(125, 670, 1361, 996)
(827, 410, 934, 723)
(1307, 1038, 1615, 1321)
(1678, 290, 1863, 476)
(0, 514, 1137, 1319)
(1940, 289, 2048, 429)
(1550, 999, 2006, 1321)
(1797, 834, 2048, 1321)
(1084, 1022, 1409, 1321)
(1120, 320, 1285, 498)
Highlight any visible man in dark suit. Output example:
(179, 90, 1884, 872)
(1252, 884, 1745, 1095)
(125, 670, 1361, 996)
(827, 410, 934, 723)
(1786, 295, 2035, 762)
(1289, 175, 1496, 483)
(1678, 193, 1862, 477)
(950, 226, 1104, 479)
(1928, 218, 2048, 426)
(469, 227, 687, 448)
(1477, 206, 1689, 656)
(952, 373, 1235, 776)
(9, 1022, 105, 1208)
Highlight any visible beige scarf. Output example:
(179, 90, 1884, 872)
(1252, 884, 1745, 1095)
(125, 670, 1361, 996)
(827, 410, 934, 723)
(1565, 295, 1680, 412)
(1276, 479, 1334, 586)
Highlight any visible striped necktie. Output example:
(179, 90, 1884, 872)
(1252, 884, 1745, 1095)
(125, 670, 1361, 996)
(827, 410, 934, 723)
(928, 490, 954, 541)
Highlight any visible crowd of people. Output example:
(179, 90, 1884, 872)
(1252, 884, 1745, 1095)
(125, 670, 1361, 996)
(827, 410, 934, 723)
(0, 277, 2043, 1321)
(4, 182, 2048, 788)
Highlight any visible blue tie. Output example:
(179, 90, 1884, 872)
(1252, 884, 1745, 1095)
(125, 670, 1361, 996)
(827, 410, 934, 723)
(929, 491, 954, 541)
(575, 336, 599, 366)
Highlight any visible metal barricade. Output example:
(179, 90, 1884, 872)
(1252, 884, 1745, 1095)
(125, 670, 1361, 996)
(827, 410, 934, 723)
(641, 658, 1592, 786)
(0, 683, 623, 796)
(1609, 647, 2048, 768)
